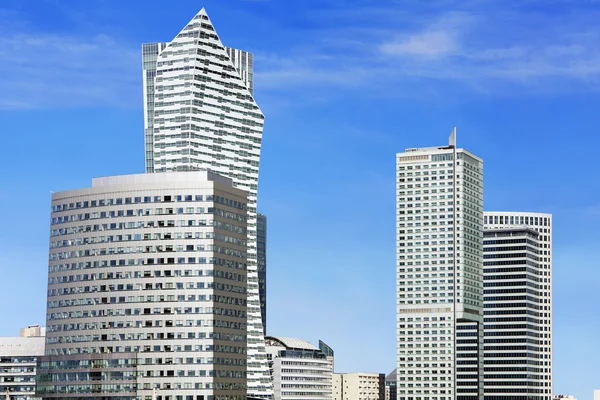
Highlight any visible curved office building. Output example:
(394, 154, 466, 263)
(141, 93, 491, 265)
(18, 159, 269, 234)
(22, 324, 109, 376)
(265, 337, 333, 400)
(38, 172, 249, 400)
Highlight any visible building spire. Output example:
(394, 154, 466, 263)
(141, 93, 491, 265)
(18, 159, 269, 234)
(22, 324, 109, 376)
(449, 126, 456, 147)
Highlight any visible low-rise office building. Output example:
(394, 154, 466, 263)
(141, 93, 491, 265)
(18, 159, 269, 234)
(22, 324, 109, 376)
(333, 372, 385, 400)
(19, 326, 45, 339)
(265, 337, 333, 400)
(0, 327, 45, 400)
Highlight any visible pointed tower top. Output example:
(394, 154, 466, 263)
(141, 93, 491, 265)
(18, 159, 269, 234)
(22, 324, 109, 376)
(449, 126, 456, 147)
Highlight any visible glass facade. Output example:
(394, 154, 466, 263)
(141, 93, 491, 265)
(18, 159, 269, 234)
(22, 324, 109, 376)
(480, 229, 547, 400)
(36, 354, 139, 399)
(41, 172, 248, 400)
(481, 212, 553, 400)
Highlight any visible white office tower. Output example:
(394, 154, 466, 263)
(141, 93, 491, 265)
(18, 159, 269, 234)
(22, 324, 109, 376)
(141, 9, 272, 399)
(396, 129, 484, 400)
(39, 172, 249, 400)
(483, 212, 553, 400)
(142, 44, 254, 174)
(265, 337, 333, 400)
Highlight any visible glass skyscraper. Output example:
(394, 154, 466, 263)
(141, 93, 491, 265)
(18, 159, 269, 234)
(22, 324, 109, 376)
(482, 212, 553, 400)
(141, 8, 272, 398)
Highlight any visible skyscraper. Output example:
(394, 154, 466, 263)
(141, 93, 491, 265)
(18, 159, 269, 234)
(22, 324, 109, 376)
(142, 41, 168, 173)
(142, 44, 255, 174)
(141, 9, 272, 398)
(483, 212, 553, 400)
(257, 213, 267, 335)
(38, 171, 249, 400)
(395, 130, 484, 400)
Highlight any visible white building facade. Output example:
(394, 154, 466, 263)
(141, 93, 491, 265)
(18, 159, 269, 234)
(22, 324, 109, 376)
(333, 373, 385, 400)
(0, 328, 45, 400)
(483, 212, 553, 400)
(396, 132, 484, 400)
(141, 9, 271, 398)
(38, 172, 249, 400)
(265, 337, 332, 400)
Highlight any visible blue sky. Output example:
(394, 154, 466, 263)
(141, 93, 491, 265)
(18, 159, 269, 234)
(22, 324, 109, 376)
(0, 0, 599, 397)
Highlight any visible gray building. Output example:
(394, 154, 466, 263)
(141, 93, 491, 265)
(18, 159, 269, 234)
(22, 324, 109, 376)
(481, 227, 545, 400)
(37, 171, 249, 400)
(257, 213, 267, 335)
(385, 369, 396, 400)
(484, 212, 553, 400)
(0, 327, 45, 400)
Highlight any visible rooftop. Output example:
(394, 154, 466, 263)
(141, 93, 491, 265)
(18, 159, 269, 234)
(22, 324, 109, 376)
(265, 336, 319, 351)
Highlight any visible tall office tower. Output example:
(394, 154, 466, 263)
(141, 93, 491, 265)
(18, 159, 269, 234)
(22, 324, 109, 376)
(141, 9, 272, 398)
(483, 212, 553, 400)
(481, 227, 547, 400)
(142, 43, 254, 173)
(256, 213, 267, 335)
(396, 130, 484, 400)
(38, 172, 249, 400)
(142, 41, 168, 173)
(0, 326, 45, 399)
(266, 337, 333, 400)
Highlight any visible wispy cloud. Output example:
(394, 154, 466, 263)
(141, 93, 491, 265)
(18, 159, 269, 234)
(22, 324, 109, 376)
(4, 1, 600, 110)
(255, 3, 600, 98)
(380, 12, 469, 58)
(381, 31, 459, 58)
(0, 11, 139, 110)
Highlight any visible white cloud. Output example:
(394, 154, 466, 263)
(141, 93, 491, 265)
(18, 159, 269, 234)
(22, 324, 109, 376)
(380, 31, 459, 57)
(379, 12, 470, 58)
